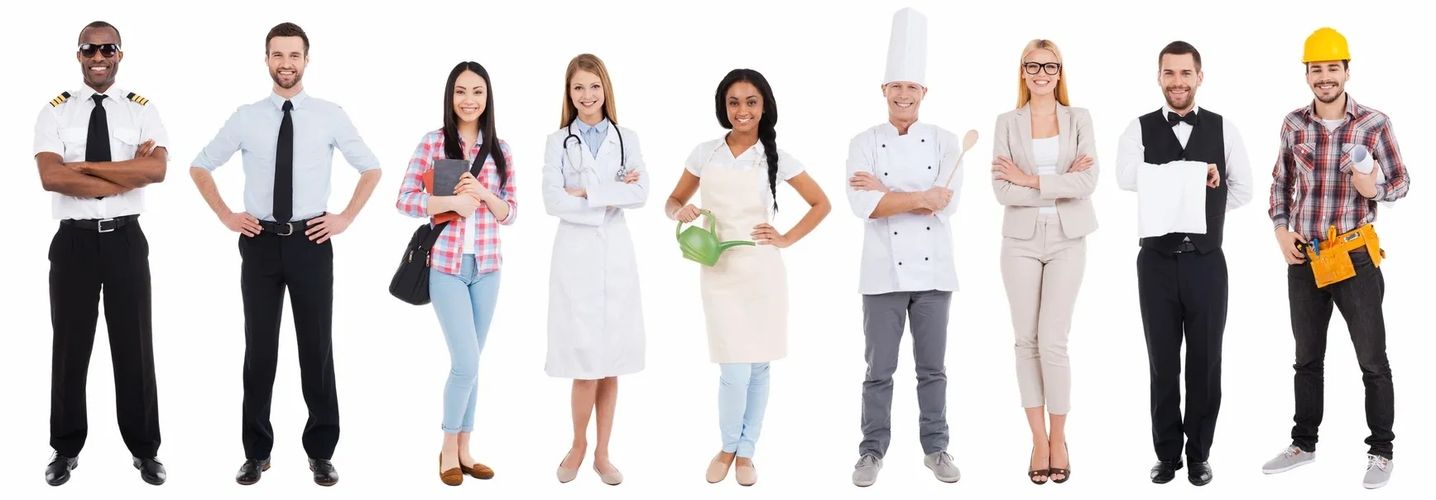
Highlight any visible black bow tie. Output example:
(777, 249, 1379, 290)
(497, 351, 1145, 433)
(1167, 111, 1199, 127)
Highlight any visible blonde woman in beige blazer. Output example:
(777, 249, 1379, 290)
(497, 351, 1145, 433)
(990, 39, 1097, 486)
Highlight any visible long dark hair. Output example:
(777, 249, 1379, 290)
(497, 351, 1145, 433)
(714, 68, 779, 211)
(443, 61, 508, 188)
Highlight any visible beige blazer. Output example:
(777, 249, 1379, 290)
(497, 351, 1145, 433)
(991, 103, 1099, 239)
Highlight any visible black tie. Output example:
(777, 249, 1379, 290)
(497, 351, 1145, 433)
(86, 94, 111, 199)
(1167, 111, 1199, 127)
(274, 100, 294, 223)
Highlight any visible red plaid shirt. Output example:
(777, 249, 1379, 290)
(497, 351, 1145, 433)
(1269, 95, 1410, 240)
(396, 129, 516, 276)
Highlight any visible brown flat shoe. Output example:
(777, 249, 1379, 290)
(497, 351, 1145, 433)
(439, 454, 463, 486)
(461, 462, 495, 480)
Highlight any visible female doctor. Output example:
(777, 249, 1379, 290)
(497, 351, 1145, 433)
(542, 53, 646, 486)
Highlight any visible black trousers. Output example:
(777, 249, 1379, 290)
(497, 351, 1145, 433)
(1137, 247, 1226, 463)
(49, 221, 161, 459)
(238, 232, 338, 460)
(1287, 250, 1394, 459)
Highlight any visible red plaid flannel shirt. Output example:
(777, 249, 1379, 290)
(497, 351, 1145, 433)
(396, 129, 516, 275)
(1269, 95, 1410, 240)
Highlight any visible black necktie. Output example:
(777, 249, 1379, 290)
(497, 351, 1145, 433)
(274, 100, 294, 223)
(1167, 111, 1199, 127)
(86, 94, 111, 199)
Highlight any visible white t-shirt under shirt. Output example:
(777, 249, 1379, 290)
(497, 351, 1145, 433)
(1032, 136, 1059, 215)
(684, 138, 804, 213)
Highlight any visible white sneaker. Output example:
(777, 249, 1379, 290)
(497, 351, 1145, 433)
(1261, 445, 1315, 474)
(1362, 454, 1392, 489)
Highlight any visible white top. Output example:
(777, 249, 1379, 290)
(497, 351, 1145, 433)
(1321, 118, 1346, 131)
(685, 138, 804, 214)
(1032, 136, 1059, 214)
(33, 85, 169, 220)
(845, 121, 961, 295)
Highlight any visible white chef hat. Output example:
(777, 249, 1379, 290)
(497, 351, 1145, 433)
(884, 7, 928, 87)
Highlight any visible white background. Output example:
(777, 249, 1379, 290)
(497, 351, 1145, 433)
(1, 0, 1429, 498)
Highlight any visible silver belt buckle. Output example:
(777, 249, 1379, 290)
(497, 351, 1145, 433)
(97, 218, 116, 233)
(277, 222, 294, 236)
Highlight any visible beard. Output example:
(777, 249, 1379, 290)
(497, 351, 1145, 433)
(1313, 82, 1343, 103)
(1163, 86, 1193, 111)
(270, 67, 303, 89)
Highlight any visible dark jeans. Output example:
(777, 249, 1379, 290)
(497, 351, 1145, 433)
(1287, 249, 1394, 459)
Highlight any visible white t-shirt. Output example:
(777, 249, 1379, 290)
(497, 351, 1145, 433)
(685, 138, 804, 212)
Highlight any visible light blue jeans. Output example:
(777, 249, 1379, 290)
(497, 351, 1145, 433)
(719, 362, 771, 458)
(430, 256, 501, 433)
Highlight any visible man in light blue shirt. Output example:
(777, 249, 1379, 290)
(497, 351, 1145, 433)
(189, 22, 381, 488)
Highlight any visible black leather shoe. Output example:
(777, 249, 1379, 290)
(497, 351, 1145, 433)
(236, 458, 270, 485)
(1149, 460, 1183, 484)
(1188, 461, 1213, 486)
(133, 457, 166, 485)
(45, 453, 78, 486)
(309, 458, 339, 486)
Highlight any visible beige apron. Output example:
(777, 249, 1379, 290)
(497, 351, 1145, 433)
(698, 162, 788, 363)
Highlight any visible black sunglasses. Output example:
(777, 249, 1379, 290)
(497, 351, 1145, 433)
(1023, 62, 1062, 76)
(79, 43, 120, 58)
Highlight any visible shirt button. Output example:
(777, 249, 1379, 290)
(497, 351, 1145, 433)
(928, 165, 932, 169)
(893, 231, 898, 235)
(925, 257, 930, 261)
(926, 226, 931, 230)
(883, 172, 888, 176)
(881, 144, 886, 148)
(898, 261, 903, 265)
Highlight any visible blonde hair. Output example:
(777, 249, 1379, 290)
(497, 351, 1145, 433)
(1016, 39, 1070, 108)
(560, 53, 618, 127)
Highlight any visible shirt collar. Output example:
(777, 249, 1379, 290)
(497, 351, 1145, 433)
(1304, 93, 1360, 121)
(1162, 104, 1201, 118)
(574, 118, 609, 136)
(880, 120, 925, 137)
(269, 90, 309, 110)
(76, 84, 124, 102)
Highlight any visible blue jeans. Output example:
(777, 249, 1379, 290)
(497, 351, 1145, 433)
(429, 256, 501, 433)
(719, 362, 770, 458)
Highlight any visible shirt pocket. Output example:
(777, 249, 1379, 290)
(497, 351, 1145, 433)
(112, 126, 142, 159)
(59, 127, 88, 157)
(1291, 142, 1318, 185)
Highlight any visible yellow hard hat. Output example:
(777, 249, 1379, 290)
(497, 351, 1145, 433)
(1303, 27, 1350, 63)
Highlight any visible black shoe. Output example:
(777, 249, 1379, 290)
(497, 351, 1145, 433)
(1188, 461, 1213, 486)
(236, 458, 271, 485)
(1149, 460, 1183, 484)
(309, 458, 339, 486)
(45, 453, 78, 486)
(133, 457, 166, 485)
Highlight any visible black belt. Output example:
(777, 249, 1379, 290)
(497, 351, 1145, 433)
(260, 216, 318, 236)
(60, 214, 138, 233)
(1172, 240, 1199, 254)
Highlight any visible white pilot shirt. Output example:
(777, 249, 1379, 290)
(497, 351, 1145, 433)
(33, 85, 169, 220)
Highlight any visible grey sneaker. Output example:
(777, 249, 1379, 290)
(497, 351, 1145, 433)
(924, 451, 961, 483)
(1262, 445, 1315, 474)
(852, 454, 882, 487)
(1362, 454, 1392, 489)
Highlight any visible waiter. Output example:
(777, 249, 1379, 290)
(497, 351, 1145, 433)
(34, 20, 168, 487)
(845, 7, 961, 487)
(1115, 40, 1252, 487)
(190, 22, 382, 487)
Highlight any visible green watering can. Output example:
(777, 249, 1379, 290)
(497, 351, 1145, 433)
(676, 210, 754, 266)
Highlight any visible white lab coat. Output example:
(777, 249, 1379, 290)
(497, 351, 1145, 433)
(542, 123, 647, 379)
(846, 122, 961, 295)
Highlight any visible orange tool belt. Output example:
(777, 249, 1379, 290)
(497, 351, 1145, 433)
(1302, 224, 1384, 288)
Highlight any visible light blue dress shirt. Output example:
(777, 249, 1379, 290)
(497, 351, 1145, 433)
(574, 118, 609, 157)
(193, 91, 381, 222)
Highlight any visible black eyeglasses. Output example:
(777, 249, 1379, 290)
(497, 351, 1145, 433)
(79, 43, 120, 58)
(1023, 62, 1061, 75)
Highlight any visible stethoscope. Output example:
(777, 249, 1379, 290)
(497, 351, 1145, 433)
(562, 118, 627, 182)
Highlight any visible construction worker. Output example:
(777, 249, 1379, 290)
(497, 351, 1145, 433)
(1261, 27, 1411, 490)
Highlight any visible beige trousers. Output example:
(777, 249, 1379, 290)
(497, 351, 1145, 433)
(1000, 214, 1086, 415)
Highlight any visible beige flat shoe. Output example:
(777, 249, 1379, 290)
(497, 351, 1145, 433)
(735, 460, 757, 486)
(706, 453, 733, 483)
(594, 463, 623, 485)
(556, 451, 579, 483)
